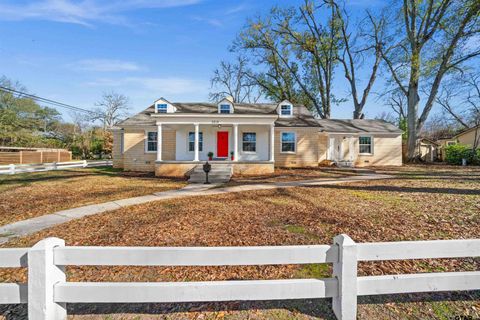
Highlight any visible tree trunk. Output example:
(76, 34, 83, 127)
(406, 51, 421, 161)
(406, 88, 420, 161)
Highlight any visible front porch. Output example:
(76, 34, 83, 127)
(152, 114, 277, 177)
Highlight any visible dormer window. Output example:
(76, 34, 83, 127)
(219, 104, 231, 114)
(156, 103, 168, 113)
(280, 104, 293, 117)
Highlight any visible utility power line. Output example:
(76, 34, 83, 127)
(0, 86, 98, 115)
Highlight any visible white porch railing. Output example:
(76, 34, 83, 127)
(0, 235, 479, 320)
(0, 160, 112, 175)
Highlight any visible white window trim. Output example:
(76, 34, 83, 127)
(218, 104, 232, 114)
(241, 132, 257, 154)
(156, 103, 168, 113)
(358, 135, 374, 155)
(187, 131, 203, 153)
(145, 131, 157, 153)
(280, 104, 293, 118)
(280, 131, 297, 154)
(446, 141, 457, 146)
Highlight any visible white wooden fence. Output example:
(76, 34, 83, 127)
(0, 160, 112, 175)
(0, 235, 479, 320)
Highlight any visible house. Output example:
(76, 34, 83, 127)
(111, 97, 403, 178)
(416, 138, 440, 162)
(437, 125, 480, 160)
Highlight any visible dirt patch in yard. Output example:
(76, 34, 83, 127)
(0, 165, 479, 319)
(0, 167, 186, 226)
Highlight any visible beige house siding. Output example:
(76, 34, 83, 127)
(113, 126, 402, 171)
(121, 127, 176, 172)
(457, 128, 479, 147)
(163, 129, 176, 161)
(112, 130, 123, 168)
(274, 128, 319, 167)
(318, 133, 328, 163)
(355, 134, 402, 166)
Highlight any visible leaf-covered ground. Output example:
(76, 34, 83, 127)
(0, 167, 186, 226)
(228, 167, 356, 185)
(0, 165, 479, 319)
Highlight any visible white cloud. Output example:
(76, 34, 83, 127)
(71, 59, 143, 72)
(192, 16, 223, 27)
(85, 76, 208, 96)
(0, 0, 202, 27)
(225, 4, 249, 15)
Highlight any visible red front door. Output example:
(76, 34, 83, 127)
(217, 131, 229, 158)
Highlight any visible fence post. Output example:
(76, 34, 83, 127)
(332, 234, 357, 320)
(83, 160, 88, 168)
(9, 164, 15, 175)
(20, 151, 23, 164)
(40, 151, 44, 164)
(28, 237, 67, 320)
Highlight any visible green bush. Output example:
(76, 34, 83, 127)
(444, 144, 475, 165)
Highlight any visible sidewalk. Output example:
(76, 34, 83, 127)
(0, 173, 391, 244)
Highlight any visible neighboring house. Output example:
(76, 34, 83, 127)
(437, 125, 480, 160)
(111, 97, 403, 177)
(417, 138, 439, 162)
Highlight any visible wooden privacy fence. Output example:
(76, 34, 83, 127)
(0, 160, 113, 175)
(0, 151, 71, 165)
(1, 235, 479, 320)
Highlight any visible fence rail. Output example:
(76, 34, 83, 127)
(0, 235, 479, 320)
(0, 160, 112, 175)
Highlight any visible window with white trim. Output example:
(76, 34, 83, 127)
(359, 136, 373, 154)
(280, 104, 293, 117)
(188, 132, 203, 152)
(281, 132, 296, 152)
(156, 103, 168, 113)
(242, 132, 256, 152)
(146, 132, 157, 152)
(219, 104, 231, 114)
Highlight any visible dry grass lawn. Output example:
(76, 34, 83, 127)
(0, 165, 479, 319)
(0, 167, 186, 226)
(229, 167, 357, 185)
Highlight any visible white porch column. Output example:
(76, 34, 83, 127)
(156, 123, 162, 161)
(233, 124, 239, 162)
(269, 124, 275, 162)
(194, 123, 200, 161)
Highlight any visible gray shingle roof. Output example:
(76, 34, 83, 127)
(117, 102, 401, 133)
(118, 102, 320, 127)
(317, 119, 402, 133)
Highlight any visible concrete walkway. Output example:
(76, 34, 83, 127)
(0, 173, 391, 244)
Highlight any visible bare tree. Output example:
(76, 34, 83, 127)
(375, 111, 397, 124)
(92, 92, 129, 130)
(385, 89, 407, 121)
(381, 0, 480, 161)
(235, 0, 342, 118)
(334, 3, 384, 119)
(434, 73, 480, 151)
(209, 56, 261, 103)
(435, 85, 470, 129)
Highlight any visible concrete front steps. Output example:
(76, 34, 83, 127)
(188, 163, 233, 184)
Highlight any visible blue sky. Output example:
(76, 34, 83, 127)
(0, 0, 390, 120)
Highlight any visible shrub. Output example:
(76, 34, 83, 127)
(444, 144, 474, 165)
